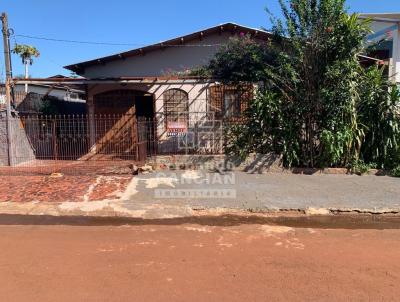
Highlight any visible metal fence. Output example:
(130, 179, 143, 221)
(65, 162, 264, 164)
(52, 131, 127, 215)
(0, 113, 242, 175)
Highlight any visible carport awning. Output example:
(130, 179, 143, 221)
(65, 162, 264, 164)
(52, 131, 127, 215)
(13, 76, 215, 86)
(366, 24, 399, 43)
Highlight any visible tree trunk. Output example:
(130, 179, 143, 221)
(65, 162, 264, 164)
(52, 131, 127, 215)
(24, 62, 29, 93)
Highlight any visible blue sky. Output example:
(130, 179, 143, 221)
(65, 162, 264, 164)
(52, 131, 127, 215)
(1, 0, 400, 79)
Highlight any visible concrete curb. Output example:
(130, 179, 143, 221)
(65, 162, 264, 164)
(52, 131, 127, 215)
(0, 201, 399, 221)
(147, 155, 390, 176)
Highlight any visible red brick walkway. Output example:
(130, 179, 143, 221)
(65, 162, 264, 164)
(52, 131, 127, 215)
(0, 160, 136, 176)
(0, 175, 133, 203)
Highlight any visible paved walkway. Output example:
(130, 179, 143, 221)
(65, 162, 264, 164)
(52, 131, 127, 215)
(0, 175, 132, 202)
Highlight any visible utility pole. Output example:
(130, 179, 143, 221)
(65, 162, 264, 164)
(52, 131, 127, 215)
(1, 12, 13, 166)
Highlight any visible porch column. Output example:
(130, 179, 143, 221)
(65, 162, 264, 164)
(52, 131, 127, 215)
(392, 23, 400, 84)
(87, 96, 96, 152)
(154, 89, 165, 142)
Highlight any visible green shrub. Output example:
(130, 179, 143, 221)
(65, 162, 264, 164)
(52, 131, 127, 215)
(391, 166, 400, 178)
(349, 159, 377, 175)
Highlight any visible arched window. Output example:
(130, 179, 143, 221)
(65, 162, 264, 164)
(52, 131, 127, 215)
(163, 89, 189, 122)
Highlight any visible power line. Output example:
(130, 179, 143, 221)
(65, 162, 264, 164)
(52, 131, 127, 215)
(14, 34, 222, 47)
(15, 34, 141, 46)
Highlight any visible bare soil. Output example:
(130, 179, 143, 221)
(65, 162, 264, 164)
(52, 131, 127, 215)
(0, 220, 399, 301)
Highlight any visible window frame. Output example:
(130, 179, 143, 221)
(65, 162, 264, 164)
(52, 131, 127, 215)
(163, 88, 189, 123)
(208, 84, 253, 120)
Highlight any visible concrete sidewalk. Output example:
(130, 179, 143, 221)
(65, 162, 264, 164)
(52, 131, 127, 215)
(0, 170, 399, 218)
(118, 171, 400, 213)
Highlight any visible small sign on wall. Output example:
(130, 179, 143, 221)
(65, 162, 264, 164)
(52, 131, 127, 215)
(167, 121, 187, 137)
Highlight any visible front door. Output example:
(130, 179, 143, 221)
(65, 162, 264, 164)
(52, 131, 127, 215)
(93, 90, 155, 161)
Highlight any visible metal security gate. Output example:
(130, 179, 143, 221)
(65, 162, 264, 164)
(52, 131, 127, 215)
(22, 115, 89, 161)
(0, 114, 152, 175)
(0, 113, 243, 175)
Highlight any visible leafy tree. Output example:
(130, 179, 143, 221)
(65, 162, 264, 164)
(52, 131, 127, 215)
(209, 0, 400, 170)
(12, 44, 40, 79)
(12, 44, 40, 64)
(208, 34, 280, 84)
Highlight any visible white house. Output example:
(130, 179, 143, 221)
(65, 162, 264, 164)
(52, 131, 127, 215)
(1, 76, 85, 114)
(13, 83, 85, 103)
(63, 22, 269, 119)
(360, 13, 400, 84)
(62, 23, 270, 155)
(11, 19, 399, 162)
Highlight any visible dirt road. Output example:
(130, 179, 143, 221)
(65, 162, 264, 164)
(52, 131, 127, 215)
(0, 216, 399, 302)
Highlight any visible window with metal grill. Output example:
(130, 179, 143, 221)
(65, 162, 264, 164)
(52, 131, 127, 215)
(208, 84, 253, 119)
(163, 89, 189, 122)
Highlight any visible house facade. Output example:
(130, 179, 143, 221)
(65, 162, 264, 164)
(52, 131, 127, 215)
(61, 23, 270, 157)
(65, 22, 268, 118)
(1, 23, 269, 166)
(6, 18, 398, 165)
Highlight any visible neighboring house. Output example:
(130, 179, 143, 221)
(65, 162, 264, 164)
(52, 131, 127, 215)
(1, 76, 86, 114)
(15, 79, 86, 104)
(360, 13, 400, 84)
(0, 77, 87, 166)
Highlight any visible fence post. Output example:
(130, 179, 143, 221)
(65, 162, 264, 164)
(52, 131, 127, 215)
(5, 113, 13, 166)
(52, 117, 57, 162)
(87, 98, 96, 151)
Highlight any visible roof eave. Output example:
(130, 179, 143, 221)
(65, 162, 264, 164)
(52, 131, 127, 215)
(64, 22, 273, 73)
(13, 76, 216, 86)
